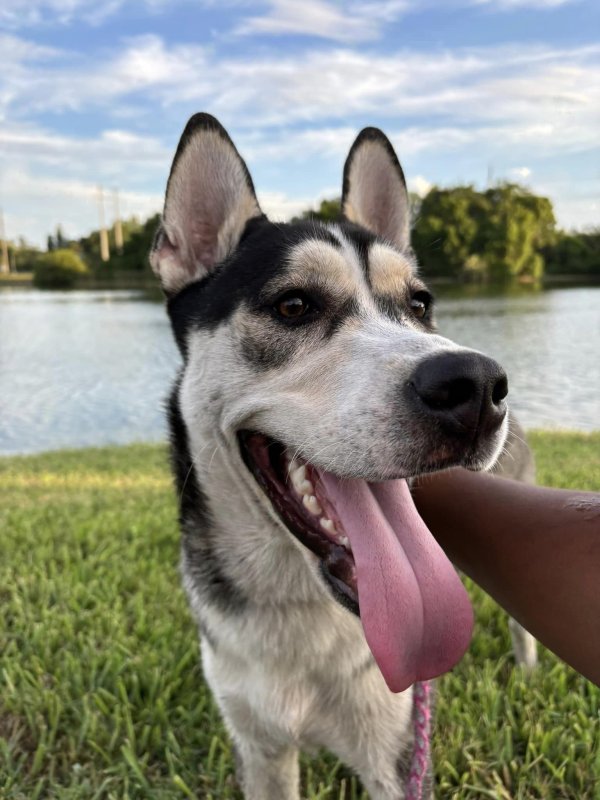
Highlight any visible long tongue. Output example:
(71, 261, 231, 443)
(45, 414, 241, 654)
(319, 474, 473, 692)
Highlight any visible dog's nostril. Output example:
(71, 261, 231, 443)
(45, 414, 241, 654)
(418, 377, 475, 411)
(492, 375, 508, 406)
(445, 378, 476, 410)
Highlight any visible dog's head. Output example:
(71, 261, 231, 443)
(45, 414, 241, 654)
(152, 113, 509, 691)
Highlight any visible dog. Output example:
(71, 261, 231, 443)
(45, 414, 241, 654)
(150, 113, 537, 799)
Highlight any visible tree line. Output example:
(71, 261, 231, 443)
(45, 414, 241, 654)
(297, 185, 599, 281)
(6, 183, 599, 287)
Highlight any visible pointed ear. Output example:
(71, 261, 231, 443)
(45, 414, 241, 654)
(341, 127, 410, 251)
(150, 113, 263, 295)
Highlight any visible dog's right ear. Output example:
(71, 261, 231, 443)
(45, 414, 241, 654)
(150, 113, 263, 295)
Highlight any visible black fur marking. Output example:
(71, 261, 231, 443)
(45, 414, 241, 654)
(240, 330, 300, 371)
(350, 654, 376, 679)
(168, 379, 248, 613)
(395, 744, 412, 785)
(342, 222, 376, 282)
(167, 219, 342, 354)
(374, 291, 435, 331)
(324, 296, 361, 339)
(375, 293, 405, 323)
(240, 292, 360, 370)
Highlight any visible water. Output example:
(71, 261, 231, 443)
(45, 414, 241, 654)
(0, 286, 598, 455)
(0, 289, 179, 455)
(434, 286, 599, 434)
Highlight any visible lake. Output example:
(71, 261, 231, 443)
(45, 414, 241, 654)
(0, 285, 598, 455)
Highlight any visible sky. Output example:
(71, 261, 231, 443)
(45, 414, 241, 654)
(0, 0, 598, 247)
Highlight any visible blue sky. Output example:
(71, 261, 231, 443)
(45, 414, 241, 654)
(1, 0, 598, 246)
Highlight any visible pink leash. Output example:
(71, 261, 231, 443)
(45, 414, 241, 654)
(405, 680, 432, 800)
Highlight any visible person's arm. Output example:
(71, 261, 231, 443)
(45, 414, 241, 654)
(412, 469, 600, 685)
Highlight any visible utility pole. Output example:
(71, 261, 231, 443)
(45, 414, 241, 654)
(97, 186, 110, 262)
(0, 208, 9, 274)
(113, 188, 124, 255)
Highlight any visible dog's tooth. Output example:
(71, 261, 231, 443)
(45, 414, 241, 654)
(320, 518, 337, 534)
(303, 494, 322, 515)
(338, 535, 350, 549)
(290, 465, 307, 492)
(299, 479, 313, 496)
(288, 458, 300, 474)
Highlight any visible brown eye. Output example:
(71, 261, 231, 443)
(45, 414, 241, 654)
(410, 291, 432, 320)
(275, 292, 314, 320)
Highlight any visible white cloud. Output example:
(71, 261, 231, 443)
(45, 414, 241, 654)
(233, 0, 405, 43)
(508, 166, 532, 179)
(0, 0, 198, 29)
(3, 33, 599, 157)
(409, 175, 433, 197)
(0, 0, 116, 28)
(258, 190, 315, 220)
(0, 34, 211, 117)
(474, 0, 575, 8)
(0, 125, 169, 169)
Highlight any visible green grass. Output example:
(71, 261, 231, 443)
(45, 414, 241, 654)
(1, 432, 599, 799)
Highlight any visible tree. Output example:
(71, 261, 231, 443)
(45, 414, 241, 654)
(33, 249, 89, 288)
(412, 187, 486, 278)
(78, 215, 154, 272)
(412, 183, 556, 282)
(55, 225, 67, 250)
(542, 230, 600, 277)
(481, 184, 555, 281)
(291, 198, 341, 224)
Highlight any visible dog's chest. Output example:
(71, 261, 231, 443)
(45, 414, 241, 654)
(200, 603, 380, 747)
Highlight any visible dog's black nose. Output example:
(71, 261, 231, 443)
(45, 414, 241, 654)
(409, 352, 508, 437)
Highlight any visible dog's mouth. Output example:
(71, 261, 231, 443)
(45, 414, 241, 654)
(239, 430, 474, 693)
(239, 431, 359, 611)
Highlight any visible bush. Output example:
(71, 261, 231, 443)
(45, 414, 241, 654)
(33, 249, 89, 288)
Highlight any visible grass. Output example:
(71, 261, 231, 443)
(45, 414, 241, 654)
(0, 432, 599, 799)
(0, 273, 33, 285)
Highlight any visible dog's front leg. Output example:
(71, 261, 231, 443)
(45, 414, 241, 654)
(207, 675, 300, 799)
(221, 697, 300, 800)
(231, 735, 300, 800)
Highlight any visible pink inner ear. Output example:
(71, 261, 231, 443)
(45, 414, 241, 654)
(362, 160, 406, 243)
(189, 219, 219, 275)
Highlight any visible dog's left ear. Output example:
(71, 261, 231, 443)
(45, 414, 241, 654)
(342, 127, 410, 251)
(151, 113, 263, 295)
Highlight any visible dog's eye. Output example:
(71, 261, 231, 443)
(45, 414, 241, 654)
(275, 292, 313, 320)
(410, 291, 432, 320)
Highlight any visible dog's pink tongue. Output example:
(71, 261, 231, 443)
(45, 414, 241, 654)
(319, 475, 473, 692)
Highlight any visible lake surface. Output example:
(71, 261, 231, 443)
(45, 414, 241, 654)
(0, 286, 598, 455)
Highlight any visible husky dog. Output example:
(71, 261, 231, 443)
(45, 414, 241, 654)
(151, 113, 536, 799)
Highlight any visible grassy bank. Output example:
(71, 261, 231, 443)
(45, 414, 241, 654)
(0, 272, 33, 286)
(1, 432, 599, 799)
